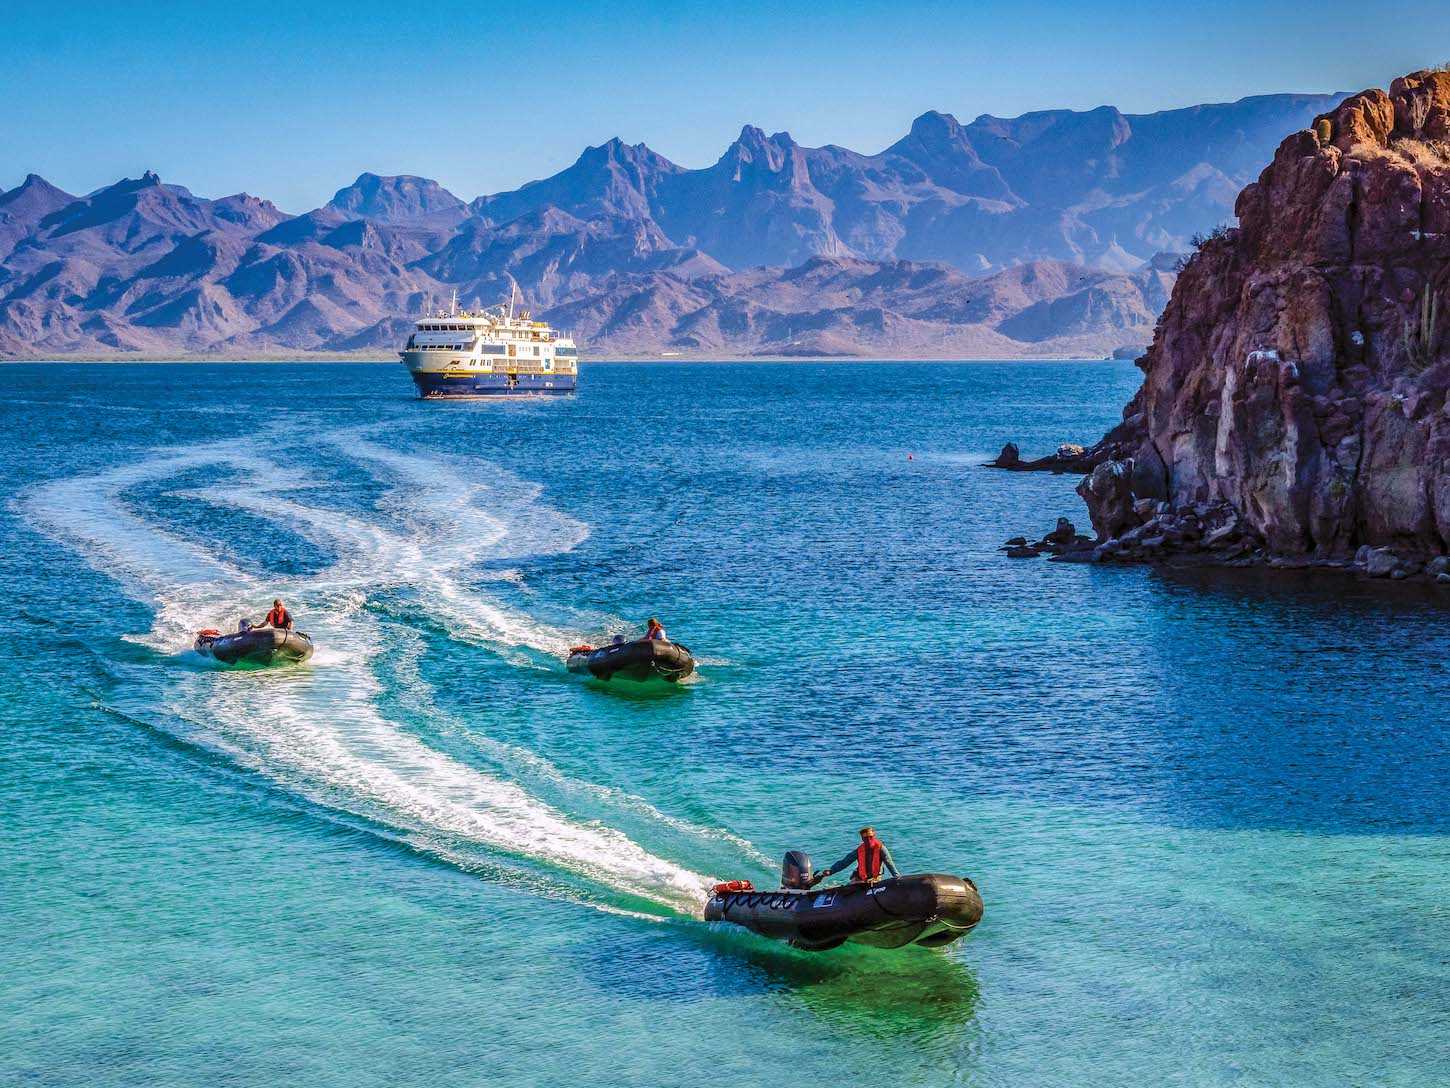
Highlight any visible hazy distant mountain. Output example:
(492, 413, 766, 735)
(328, 173, 469, 228)
(0, 90, 1344, 357)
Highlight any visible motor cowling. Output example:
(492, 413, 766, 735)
(781, 850, 813, 889)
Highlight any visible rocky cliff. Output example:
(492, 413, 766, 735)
(1074, 70, 1450, 578)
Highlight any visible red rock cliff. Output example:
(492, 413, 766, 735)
(1080, 70, 1450, 570)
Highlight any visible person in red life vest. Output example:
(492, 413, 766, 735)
(644, 617, 667, 641)
(808, 826, 900, 887)
(261, 598, 294, 630)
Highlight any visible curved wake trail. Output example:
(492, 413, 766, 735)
(20, 442, 272, 646)
(21, 436, 738, 915)
(333, 433, 597, 655)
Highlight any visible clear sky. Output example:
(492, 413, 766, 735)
(3, 0, 1444, 213)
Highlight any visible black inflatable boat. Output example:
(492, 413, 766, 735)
(195, 626, 314, 666)
(705, 852, 983, 952)
(566, 638, 695, 682)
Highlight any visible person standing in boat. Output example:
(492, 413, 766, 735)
(644, 617, 667, 641)
(810, 826, 900, 887)
(261, 598, 293, 630)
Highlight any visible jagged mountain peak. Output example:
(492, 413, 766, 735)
(472, 137, 681, 225)
(0, 174, 76, 218)
(0, 88, 1354, 357)
(725, 125, 798, 158)
(579, 137, 675, 167)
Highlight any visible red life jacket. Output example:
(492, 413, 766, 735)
(266, 606, 290, 628)
(854, 836, 883, 882)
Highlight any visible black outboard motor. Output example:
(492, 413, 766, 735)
(781, 850, 814, 890)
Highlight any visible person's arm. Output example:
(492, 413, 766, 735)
(881, 842, 901, 879)
(812, 850, 857, 885)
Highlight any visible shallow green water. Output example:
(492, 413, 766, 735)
(2, 361, 1447, 1086)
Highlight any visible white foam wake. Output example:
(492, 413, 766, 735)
(333, 432, 594, 654)
(20, 441, 272, 646)
(22, 435, 735, 914)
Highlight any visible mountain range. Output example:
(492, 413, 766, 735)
(0, 91, 1344, 359)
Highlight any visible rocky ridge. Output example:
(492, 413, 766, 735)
(1003, 70, 1450, 584)
(0, 91, 1339, 358)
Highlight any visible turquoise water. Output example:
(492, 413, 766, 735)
(2, 361, 1447, 1087)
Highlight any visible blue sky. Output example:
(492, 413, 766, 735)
(2, 0, 1444, 212)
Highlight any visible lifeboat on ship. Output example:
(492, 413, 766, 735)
(566, 638, 695, 683)
(705, 851, 983, 952)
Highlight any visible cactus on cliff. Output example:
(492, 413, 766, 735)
(1404, 283, 1442, 372)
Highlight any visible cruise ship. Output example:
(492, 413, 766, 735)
(399, 289, 578, 398)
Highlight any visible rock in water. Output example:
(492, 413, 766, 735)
(989, 443, 1021, 468)
(1045, 517, 1077, 545)
(1074, 70, 1450, 569)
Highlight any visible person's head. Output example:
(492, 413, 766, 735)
(647, 617, 662, 631)
(273, 598, 283, 609)
(859, 826, 876, 841)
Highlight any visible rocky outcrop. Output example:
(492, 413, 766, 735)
(1069, 70, 1450, 580)
(985, 441, 1106, 473)
(999, 517, 1093, 559)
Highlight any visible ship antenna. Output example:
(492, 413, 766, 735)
(508, 280, 517, 321)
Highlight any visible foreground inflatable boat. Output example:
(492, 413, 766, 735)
(194, 626, 314, 666)
(706, 853, 983, 951)
(566, 638, 695, 682)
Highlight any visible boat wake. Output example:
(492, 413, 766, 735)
(21, 430, 748, 916)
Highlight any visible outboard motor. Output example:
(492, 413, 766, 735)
(781, 850, 814, 890)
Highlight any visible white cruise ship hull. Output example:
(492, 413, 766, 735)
(407, 366, 577, 398)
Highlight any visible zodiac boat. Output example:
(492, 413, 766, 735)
(194, 626, 314, 666)
(566, 638, 695, 682)
(705, 851, 983, 952)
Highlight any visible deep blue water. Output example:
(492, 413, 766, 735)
(2, 361, 1447, 1087)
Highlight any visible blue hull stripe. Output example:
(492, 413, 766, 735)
(410, 372, 577, 398)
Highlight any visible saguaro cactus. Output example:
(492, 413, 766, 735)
(1404, 283, 1443, 371)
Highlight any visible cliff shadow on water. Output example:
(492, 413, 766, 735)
(1096, 561, 1450, 836)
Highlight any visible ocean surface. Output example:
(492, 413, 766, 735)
(2, 361, 1447, 1088)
